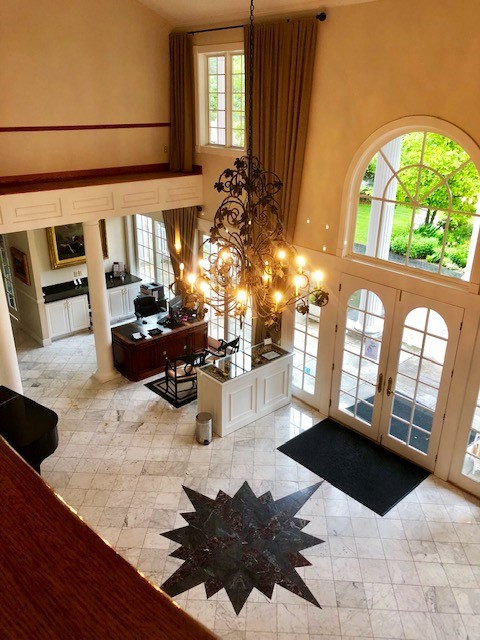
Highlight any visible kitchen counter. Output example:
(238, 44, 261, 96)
(42, 272, 141, 303)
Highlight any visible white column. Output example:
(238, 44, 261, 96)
(83, 220, 119, 383)
(0, 274, 23, 393)
(361, 137, 403, 335)
(366, 137, 403, 260)
(463, 200, 480, 282)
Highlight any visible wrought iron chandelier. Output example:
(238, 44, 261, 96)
(186, 0, 329, 331)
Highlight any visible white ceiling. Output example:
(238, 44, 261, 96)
(138, 0, 379, 28)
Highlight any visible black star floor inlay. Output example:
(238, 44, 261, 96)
(160, 481, 324, 614)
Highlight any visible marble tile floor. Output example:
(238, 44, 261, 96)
(14, 328, 480, 640)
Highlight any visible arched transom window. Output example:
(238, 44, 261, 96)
(353, 131, 480, 281)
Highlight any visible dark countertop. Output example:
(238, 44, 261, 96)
(112, 315, 206, 344)
(43, 272, 142, 303)
(199, 343, 291, 383)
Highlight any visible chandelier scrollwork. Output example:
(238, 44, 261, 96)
(194, 155, 328, 329)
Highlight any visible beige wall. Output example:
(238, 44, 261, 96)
(297, 0, 480, 254)
(7, 231, 44, 340)
(0, 0, 172, 175)
(194, 0, 480, 259)
(3, 0, 480, 253)
(34, 217, 127, 288)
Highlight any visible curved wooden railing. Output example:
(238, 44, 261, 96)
(0, 438, 218, 640)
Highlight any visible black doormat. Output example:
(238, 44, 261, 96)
(278, 418, 430, 516)
(145, 376, 197, 408)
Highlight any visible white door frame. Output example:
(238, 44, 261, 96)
(331, 273, 464, 472)
(378, 291, 463, 470)
(330, 274, 396, 440)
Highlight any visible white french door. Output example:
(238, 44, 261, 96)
(331, 274, 463, 471)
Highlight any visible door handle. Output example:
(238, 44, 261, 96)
(377, 373, 383, 393)
(386, 376, 393, 396)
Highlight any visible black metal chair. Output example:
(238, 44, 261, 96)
(206, 336, 241, 361)
(134, 296, 166, 320)
(161, 351, 207, 407)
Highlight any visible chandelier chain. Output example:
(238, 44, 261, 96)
(178, 0, 329, 333)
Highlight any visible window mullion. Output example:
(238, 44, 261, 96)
(226, 53, 232, 149)
(152, 220, 159, 281)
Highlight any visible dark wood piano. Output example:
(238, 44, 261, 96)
(0, 385, 58, 473)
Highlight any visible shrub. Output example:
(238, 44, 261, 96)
(416, 223, 439, 237)
(390, 232, 439, 259)
(390, 233, 409, 255)
(426, 249, 441, 264)
(446, 246, 469, 268)
(409, 235, 438, 259)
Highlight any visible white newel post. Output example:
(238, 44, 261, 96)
(0, 274, 23, 393)
(83, 220, 119, 383)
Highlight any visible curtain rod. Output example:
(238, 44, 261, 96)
(187, 24, 243, 35)
(187, 12, 326, 35)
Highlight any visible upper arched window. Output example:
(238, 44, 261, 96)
(352, 131, 480, 281)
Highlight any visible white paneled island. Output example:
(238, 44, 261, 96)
(197, 343, 293, 437)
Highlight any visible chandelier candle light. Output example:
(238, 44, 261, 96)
(184, 0, 329, 331)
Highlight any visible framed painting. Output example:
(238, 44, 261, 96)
(46, 221, 108, 269)
(10, 247, 31, 285)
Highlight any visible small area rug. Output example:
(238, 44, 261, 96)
(278, 418, 430, 516)
(145, 376, 197, 408)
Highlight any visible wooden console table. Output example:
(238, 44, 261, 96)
(112, 317, 208, 381)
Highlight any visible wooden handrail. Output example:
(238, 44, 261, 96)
(0, 437, 218, 640)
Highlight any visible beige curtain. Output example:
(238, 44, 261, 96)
(245, 18, 318, 243)
(163, 208, 197, 285)
(169, 33, 195, 172)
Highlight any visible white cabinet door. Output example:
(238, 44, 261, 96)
(125, 283, 140, 316)
(45, 295, 89, 338)
(68, 295, 90, 332)
(108, 288, 125, 321)
(45, 300, 70, 338)
(108, 284, 140, 322)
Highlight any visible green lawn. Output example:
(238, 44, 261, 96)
(355, 202, 414, 246)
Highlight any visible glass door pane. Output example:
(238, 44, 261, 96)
(331, 275, 395, 439)
(380, 295, 463, 470)
(339, 289, 385, 425)
(388, 309, 447, 455)
(292, 299, 320, 397)
(462, 391, 480, 483)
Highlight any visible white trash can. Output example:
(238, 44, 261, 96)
(196, 412, 213, 445)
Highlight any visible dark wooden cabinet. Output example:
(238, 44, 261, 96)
(112, 319, 208, 382)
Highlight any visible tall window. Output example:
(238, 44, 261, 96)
(462, 388, 480, 484)
(200, 233, 251, 348)
(135, 215, 174, 294)
(135, 215, 154, 281)
(196, 44, 245, 150)
(292, 277, 321, 396)
(154, 220, 175, 290)
(0, 235, 17, 310)
(352, 131, 480, 282)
